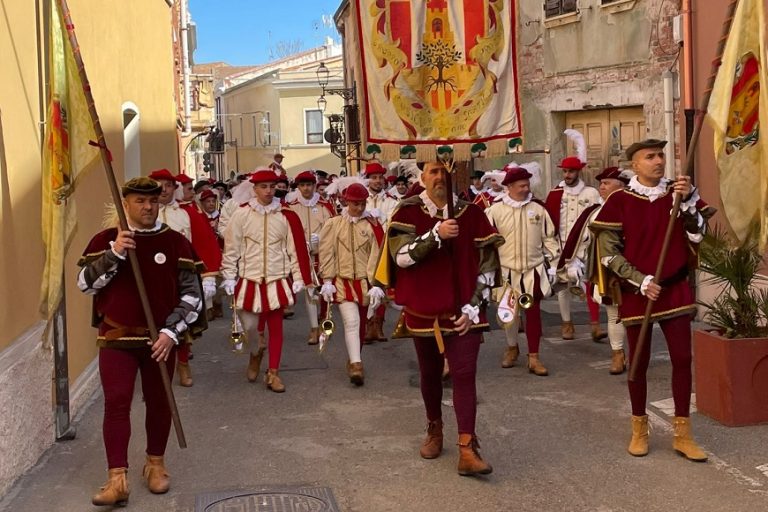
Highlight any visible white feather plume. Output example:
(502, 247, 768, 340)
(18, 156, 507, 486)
(481, 170, 507, 186)
(325, 176, 366, 197)
(519, 162, 542, 189)
(230, 180, 255, 204)
(619, 169, 636, 182)
(564, 129, 587, 164)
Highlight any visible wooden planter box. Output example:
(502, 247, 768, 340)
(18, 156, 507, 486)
(693, 329, 768, 426)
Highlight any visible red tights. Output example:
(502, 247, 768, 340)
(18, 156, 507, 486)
(412, 333, 481, 435)
(625, 315, 692, 417)
(99, 347, 175, 469)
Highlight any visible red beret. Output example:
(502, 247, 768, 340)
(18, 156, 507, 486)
(249, 169, 280, 184)
(364, 162, 386, 176)
(294, 171, 316, 183)
(595, 167, 630, 184)
(386, 175, 397, 184)
(558, 156, 586, 170)
(502, 167, 532, 185)
(175, 173, 193, 185)
(199, 189, 216, 201)
(148, 168, 177, 183)
(343, 183, 369, 202)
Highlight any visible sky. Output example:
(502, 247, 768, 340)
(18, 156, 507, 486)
(190, 0, 343, 66)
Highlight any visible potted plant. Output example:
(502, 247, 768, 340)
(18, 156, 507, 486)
(694, 225, 768, 426)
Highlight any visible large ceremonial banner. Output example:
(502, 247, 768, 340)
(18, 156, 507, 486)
(706, 0, 767, 247)
(355, 0, 521, 153)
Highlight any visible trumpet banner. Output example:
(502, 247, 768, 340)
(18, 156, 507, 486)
(40, 0, 99, 328)
(355, 0, 521, 146)
(706, 0, 768, 247)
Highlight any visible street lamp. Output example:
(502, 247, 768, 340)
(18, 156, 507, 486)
(317, 95, 327, 113)
(316, 62, 330, 88)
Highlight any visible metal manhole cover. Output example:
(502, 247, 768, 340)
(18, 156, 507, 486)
(196, 486, 340, 512)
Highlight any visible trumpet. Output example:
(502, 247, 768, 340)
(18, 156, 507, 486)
(230, 297, 248, 354)
(318, 305, 335, 353)
(497, 284, 534, 327)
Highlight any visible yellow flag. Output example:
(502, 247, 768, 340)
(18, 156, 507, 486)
(706, 0, 768, 247)
(40, 1, 99, 329)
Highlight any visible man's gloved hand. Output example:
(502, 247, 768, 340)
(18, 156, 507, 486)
(291, 280, 305, 294)
(221, 279, 237, 296)
(566, 259, 584, 284)
(367, 286, 386, 310)
(320, 280, 337, 303)
(202, 276, 217, 302)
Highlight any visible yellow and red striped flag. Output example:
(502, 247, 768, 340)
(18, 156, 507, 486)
(706, 0, 768, 247)
(40, 0, 99, 330)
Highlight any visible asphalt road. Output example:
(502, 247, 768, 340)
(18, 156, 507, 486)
(1, 298, 767, 512)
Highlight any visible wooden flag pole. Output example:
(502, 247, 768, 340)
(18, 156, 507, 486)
(56, 0, 186, 447)
(629, 0, 740, 382)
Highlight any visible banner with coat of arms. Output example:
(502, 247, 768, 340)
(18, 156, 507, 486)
(706, 0, 768, 248)
(355, 0, 521, 158)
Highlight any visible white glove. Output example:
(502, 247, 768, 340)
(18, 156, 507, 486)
(367, 286, 386, 310)
(566, 260, 584, 284)
(221, 279, 237, 296)
(202, 276, 217, 302)
(461, 303, 481, 325)
(292, 280, 305, 294)
(368, 207, 381, 220)
(320, 281, 337, 303)
(547, 267, 557, 286)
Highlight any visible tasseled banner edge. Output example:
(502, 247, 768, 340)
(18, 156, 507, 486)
(374, 138, 513, 163)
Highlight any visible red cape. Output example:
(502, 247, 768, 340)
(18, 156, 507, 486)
(280, 207, 314, 285)
(544, 188, 564, 231)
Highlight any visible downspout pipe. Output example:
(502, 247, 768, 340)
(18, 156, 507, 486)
(663, 71, 676, 179)
(681, 0, 696, 180)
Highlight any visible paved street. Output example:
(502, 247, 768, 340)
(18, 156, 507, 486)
(2, 300, 767, 512)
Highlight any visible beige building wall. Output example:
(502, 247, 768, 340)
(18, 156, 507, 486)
(221, 65, 345, 177)
(0, 0, 181, 496)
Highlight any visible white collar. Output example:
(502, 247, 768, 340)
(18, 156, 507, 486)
(207, 210, 220, 219)
(129, 219, 163, 232)
(296, 193, 320, 207)
(487, 188, 504, 198)
(248, 197, 282, 214)
(369, 188, 389, 199)
(500, 192, 532, 208)
(628, 176, 670, 202)
(559, 180, 585, 196)
(470, 185, 484, 195)
(341, 207, 372, 223)
(390, 190, 406, 200)
(419, 190, 458, 218)
(161, 200, 179, 209)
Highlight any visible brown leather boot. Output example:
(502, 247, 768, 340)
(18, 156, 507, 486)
(457, 434, 493, 476)
(419, 419, 443, 459)
(91, 467, 129, 506)
(501, 346, 519, 368)
(375, 316, 388, 341)
(628, 415, 649, 457)
(609, 349, 626, 375)
(672, 417, 708, 462)
(591, 322, 608, 342)
(177, 362, 193, 387)
(247, 348, 265, 383)
(307, 327, 320, 345)
(527, 353, 548, 376)
(561, 321, 575, 340)
(265, 369, 285, 393)
(363, 318, 377, 344)
(347, 361, 365, 386)
(142, 455, 170, 494)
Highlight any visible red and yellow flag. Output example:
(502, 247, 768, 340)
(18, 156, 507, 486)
(40, 0, 98, 328)
(706, 0, 768, 247)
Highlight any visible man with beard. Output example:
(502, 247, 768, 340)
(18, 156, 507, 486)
(544, 130, 601, 341)
(376, 161, 503, 476)
(590, 139, 712, 461)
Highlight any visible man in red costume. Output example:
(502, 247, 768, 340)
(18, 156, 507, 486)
(221, 169, 314, 392)
(173, 173, 223, 385)
(77, 177, 206, 506)
(591, 139, 713, 462)
(376, 161, 503, 476)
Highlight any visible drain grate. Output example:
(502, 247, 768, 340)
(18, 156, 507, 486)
(196, 486, 340, 512)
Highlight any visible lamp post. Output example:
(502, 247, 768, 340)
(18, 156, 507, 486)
(315, 62, 360, 172)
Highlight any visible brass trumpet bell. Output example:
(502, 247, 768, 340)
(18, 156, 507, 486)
(518, 293, 534, 309)
(320, 318, 335, 337)
(230, 298, 249, 354)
